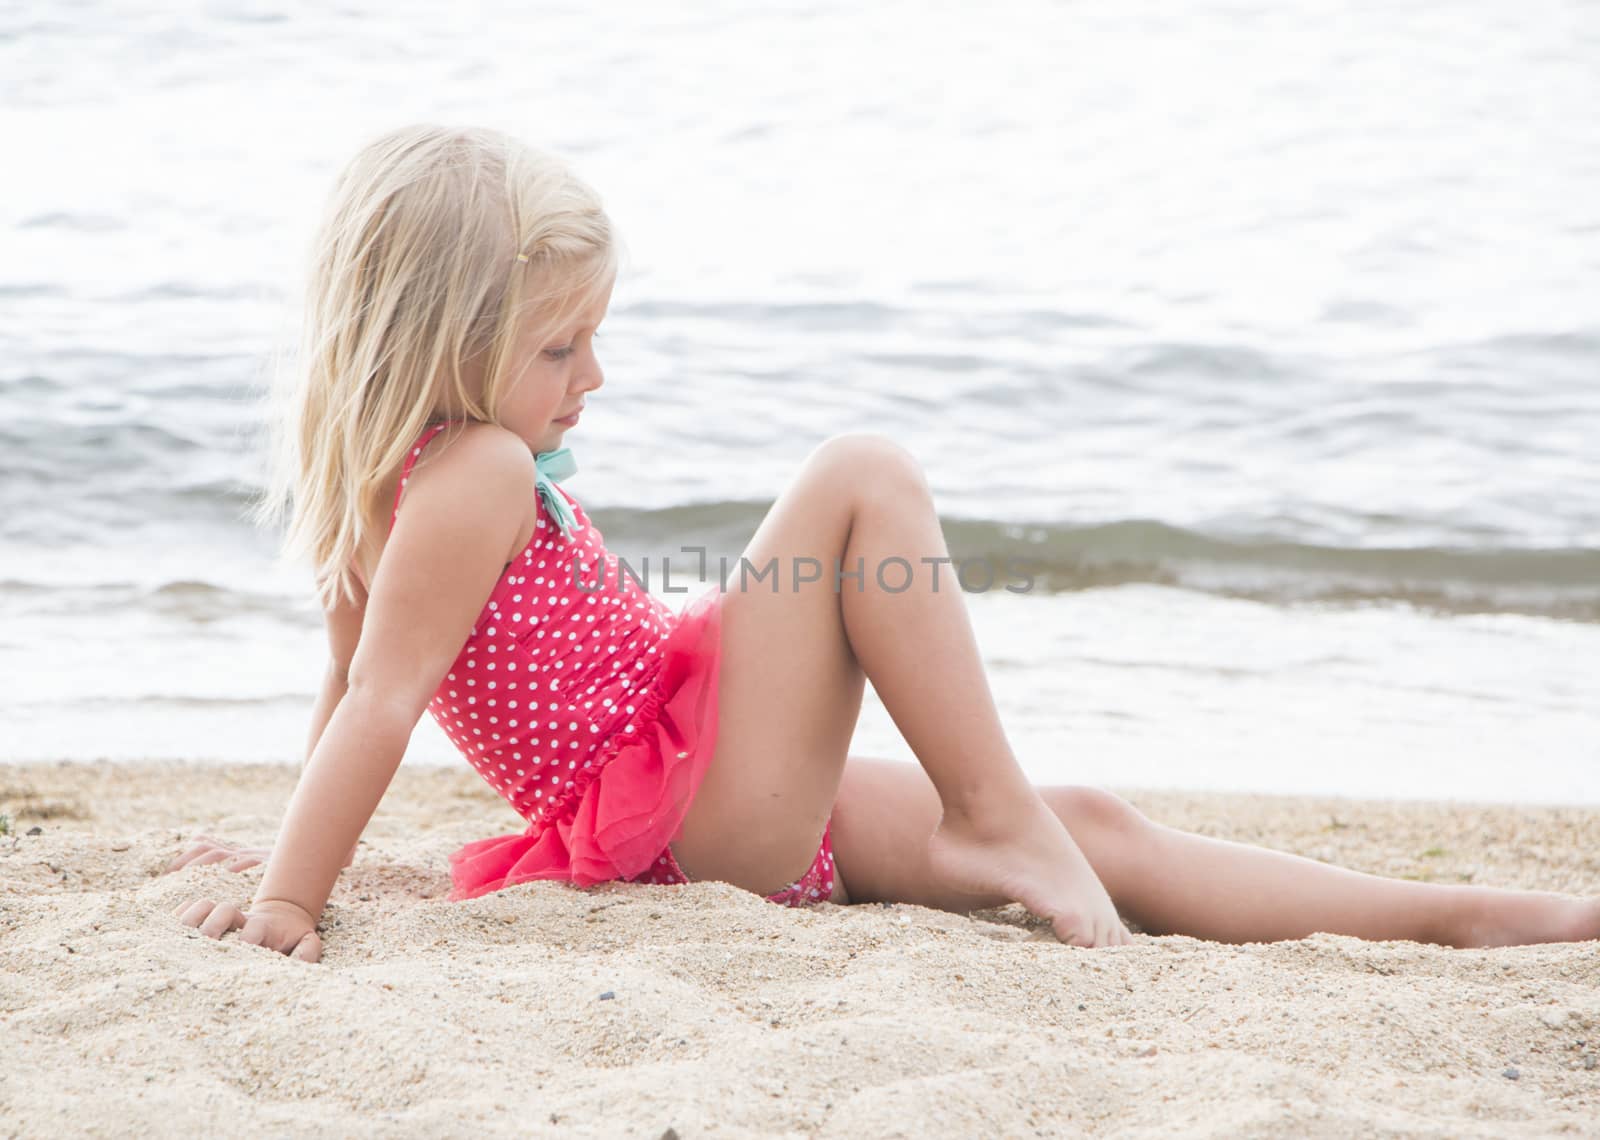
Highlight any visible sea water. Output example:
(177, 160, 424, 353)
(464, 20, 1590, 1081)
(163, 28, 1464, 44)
(2, 0, 1596, 804)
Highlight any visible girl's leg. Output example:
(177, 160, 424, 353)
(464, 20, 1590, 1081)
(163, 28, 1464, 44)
(1131, 819, 1597, 948)
(671, 435, 1119, 940)
(831, 756, 1600, 947)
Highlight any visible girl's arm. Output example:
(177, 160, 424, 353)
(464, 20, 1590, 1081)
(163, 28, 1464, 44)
(247, 426, 538, 931)
(174, 425, 535, 955)
(312, 582, 366, 869)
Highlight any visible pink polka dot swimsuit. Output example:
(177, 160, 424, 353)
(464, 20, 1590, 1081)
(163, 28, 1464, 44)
(392, 422, 836, 908)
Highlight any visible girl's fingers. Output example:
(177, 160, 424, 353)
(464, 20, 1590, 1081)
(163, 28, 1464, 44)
(236, 916, 266, 948)
(237, 914, 321, 961)
(168, 842, 271, 875)
(198, 901, 245, 940)
(167, 840, 231, 872)
(173, 898, 216, 924)
(165, 847, 208, 872)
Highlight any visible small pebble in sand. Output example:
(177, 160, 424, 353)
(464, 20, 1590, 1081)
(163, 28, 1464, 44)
(598, 991, 615, 1001)
(26, 827, 42, 836)
(1502, 1067, 1520, 1080)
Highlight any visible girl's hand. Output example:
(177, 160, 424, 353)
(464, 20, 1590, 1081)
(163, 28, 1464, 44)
(165, 835, 272, 874)
(165, 835, 356, 873)
(172, 897, 323, 962)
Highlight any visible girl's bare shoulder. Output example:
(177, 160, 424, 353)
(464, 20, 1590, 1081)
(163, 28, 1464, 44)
(370, 423, 539, 582)
(411, 421, 537, 492)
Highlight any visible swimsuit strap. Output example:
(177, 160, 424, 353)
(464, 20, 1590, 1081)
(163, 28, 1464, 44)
(387, 420, 583, 539)
(389, 421, 453, 534)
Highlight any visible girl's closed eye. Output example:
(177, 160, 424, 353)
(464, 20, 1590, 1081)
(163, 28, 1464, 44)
(543, 330, 599, 362)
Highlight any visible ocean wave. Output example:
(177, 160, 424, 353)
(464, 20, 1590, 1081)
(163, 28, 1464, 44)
(4, 481, 1595, 621)
(0, 578, 315, 624)
(585, 504, 1600, 621)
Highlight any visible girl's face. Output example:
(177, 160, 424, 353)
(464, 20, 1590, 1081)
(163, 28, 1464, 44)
(496, 277, 612, 454)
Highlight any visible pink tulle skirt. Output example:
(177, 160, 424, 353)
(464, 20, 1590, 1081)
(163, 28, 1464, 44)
(446, 586, 723, 901)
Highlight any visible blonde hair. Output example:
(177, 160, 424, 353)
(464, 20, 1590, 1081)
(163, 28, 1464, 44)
(261, 124, 618, 607)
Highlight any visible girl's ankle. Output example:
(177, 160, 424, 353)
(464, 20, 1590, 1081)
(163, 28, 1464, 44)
(1451, 889, 1595, 949)
(936, 788, 1054, 846)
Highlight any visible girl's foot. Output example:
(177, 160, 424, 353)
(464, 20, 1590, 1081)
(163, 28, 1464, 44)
(1455, 890, 1600, 949)
(927, 796, 1133, 947)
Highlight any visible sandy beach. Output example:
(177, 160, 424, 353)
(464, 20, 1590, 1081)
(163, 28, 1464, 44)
(1, 760, 1596, 1138)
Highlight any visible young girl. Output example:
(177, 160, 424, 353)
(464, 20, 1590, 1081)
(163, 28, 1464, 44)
(169, 124, 1597, 963)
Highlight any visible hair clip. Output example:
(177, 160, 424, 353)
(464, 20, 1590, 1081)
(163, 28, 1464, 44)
(515, 252, 530, 263)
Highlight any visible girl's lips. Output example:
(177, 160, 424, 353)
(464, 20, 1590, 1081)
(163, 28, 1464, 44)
(555, 408, 583, 425)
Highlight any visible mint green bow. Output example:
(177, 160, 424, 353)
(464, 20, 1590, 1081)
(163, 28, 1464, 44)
(535, 447, 580, 538)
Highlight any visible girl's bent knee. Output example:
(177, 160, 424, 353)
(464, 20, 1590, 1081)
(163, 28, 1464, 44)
(1055, 785, 1148, 839)
(811, 433, 930, 503)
